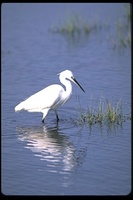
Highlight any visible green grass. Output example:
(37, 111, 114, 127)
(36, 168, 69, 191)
(75, 95, 131, 127)
(49, 4, 131, 49)
(112, 3, 131, 49)
(49, 13, 103, 37)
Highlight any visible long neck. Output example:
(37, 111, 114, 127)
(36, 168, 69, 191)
(60, 78, 72, 96)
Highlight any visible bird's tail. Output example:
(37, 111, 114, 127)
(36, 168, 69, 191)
(14, 102, 24, 112)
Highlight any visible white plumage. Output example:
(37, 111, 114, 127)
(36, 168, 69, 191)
(15, 70, 85, 123)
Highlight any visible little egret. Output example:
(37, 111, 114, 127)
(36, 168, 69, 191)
(15, 69, 85, 123)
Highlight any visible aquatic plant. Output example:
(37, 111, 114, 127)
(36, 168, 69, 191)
(49, 4, 131, 49)
(49, 13, 103, 38)
(112, 3, 131, 49)
(75, 95, 131, 127)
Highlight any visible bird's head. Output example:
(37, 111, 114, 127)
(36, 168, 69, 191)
(58, 70, 85, 93)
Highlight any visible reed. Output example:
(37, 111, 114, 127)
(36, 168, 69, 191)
(112, 3, 131, 49)
(49, 4, 131, 49)
(75, 96, 131, 127)
(49, 13, 102, 37)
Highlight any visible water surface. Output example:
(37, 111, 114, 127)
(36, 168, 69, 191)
(2, 3, 131, 195)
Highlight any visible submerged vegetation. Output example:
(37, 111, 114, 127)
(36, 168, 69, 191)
(49, 12, 105, 38)
(49, 3, 131, 49)
(75, 95, 131, 127)
(112, 3, 131, 48)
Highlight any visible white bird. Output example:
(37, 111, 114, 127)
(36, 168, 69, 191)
(15, 70, 85, 123)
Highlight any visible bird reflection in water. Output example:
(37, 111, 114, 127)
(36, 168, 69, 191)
(16, 124, 77, 172)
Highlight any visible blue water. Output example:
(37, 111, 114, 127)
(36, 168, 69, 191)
(2, 3, 131, 195)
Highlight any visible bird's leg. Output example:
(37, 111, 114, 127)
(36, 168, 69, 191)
(42, 109, 49, 123)
(57, 115, 59, 122)
(42, 118, 45, 123)
(55, 110, 59, 122)
(42, 114, 46, 123)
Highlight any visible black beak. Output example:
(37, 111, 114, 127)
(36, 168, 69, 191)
(71, 77, 85, 93)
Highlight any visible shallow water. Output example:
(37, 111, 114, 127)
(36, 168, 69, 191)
(2, 3, 131, 195)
